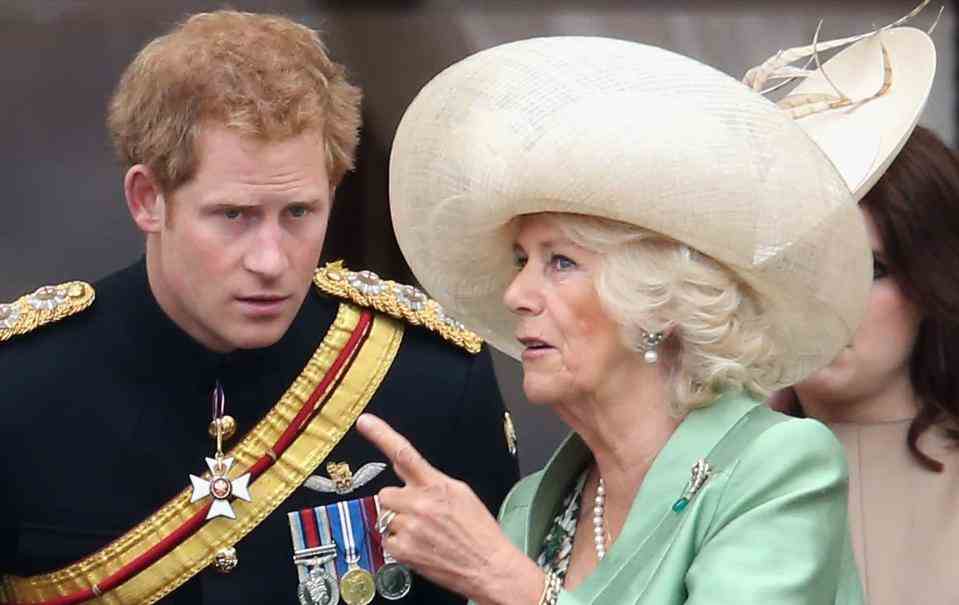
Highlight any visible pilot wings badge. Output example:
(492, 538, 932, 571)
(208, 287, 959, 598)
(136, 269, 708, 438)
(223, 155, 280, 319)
(305, 461, 387, 495)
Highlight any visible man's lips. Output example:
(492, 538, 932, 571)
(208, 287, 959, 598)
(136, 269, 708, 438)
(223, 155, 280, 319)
(235, 294, 291, 315)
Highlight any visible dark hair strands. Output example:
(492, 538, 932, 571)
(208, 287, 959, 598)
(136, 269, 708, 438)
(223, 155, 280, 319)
(861, 126, 959, 471)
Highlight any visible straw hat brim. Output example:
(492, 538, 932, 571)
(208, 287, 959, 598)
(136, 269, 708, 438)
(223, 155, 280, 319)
(390, 36, 871, 387)
(787, 27, 936, 201)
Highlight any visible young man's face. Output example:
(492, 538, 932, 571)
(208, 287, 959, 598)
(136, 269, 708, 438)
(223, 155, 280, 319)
(145, 124, 332, 352)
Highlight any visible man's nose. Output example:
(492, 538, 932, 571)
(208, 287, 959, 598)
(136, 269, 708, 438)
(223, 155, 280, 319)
(243, 223, 290, 279)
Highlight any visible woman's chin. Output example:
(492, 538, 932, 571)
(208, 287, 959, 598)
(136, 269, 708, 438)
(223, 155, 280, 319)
(521, 377, 566, 406)
(796, 368, 856, 404)
(522, 389, 558, 406)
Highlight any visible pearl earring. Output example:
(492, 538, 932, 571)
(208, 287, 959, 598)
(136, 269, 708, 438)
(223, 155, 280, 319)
(640, 330, 665, 364)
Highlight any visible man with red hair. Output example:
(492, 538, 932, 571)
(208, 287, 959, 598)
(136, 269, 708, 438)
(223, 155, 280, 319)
(0, 11, 517, 605)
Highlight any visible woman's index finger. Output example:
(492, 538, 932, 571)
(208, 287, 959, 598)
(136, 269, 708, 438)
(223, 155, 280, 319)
(355, 413, 440, 485)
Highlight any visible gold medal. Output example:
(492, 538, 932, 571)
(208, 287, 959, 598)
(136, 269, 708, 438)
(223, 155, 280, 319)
(334, 500, 375, 605)
(339, 565, 375, 605)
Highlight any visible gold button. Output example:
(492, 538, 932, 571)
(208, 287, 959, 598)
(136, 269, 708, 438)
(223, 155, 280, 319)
(208, 416, 237, 441)
(213, 547, 238, 574)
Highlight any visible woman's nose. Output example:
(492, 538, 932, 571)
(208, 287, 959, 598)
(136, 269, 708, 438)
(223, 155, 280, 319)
(503, 265, 542, 316)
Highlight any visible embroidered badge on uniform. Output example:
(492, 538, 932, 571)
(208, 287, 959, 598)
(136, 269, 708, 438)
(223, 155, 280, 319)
(304, 462, 387, 496)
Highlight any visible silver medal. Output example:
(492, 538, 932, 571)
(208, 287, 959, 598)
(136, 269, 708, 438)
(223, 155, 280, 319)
(289, 505, 340, 605)
(375, 561, 412, 600)
(298, 563, 340, 605)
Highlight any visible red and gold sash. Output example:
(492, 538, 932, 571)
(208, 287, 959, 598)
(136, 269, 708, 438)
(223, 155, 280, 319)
(1, 303, 404, 605)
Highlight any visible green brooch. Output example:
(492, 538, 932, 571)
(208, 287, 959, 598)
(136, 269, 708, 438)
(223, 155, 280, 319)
(673, 458, 711, 513)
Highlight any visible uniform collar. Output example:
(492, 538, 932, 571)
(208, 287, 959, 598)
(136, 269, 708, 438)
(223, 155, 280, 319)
(523, 391, 761, 562)
(103, 258, 336, 396)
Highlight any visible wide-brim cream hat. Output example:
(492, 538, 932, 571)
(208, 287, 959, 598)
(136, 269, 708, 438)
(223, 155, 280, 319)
(758, 26, 936, 201)
(389, 36, 871, 387)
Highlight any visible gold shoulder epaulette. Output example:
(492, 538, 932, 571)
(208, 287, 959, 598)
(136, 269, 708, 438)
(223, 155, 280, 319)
(314, 261, 482, 354)
(0, 281, 95, 343)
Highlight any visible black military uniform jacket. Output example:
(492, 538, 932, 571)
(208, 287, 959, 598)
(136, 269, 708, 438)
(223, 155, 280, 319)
(0, 259, 518, 604)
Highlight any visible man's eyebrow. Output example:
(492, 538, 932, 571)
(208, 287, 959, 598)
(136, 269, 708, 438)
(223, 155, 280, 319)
(202, 200, 257, 208)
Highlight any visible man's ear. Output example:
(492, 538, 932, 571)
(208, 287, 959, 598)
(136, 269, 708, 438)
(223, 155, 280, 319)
(124, 165, 165, 233)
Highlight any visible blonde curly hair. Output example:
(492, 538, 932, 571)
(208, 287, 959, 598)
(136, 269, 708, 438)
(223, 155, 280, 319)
(551, 213, 780, 414)
(107, 10, 362, 193)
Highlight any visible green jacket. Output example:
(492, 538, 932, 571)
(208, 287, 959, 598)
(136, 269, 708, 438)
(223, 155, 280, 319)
(488, 392, 863, 605)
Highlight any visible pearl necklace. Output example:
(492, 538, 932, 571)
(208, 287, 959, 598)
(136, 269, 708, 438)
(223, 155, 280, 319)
(592, 478, 608, 560)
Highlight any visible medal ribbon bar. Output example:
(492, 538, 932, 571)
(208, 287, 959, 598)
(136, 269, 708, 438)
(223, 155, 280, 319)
(360, 497, 386, 571)
(370, 497, 412, 600)
(330, 501, 372, 577)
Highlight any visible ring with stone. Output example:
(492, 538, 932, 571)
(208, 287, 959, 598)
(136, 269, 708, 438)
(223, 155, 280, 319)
(377, 510, 397, 535)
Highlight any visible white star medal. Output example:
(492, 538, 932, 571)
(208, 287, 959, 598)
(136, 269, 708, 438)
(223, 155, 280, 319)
(189, 456, 253, 520)
(189, 382, 253, 521)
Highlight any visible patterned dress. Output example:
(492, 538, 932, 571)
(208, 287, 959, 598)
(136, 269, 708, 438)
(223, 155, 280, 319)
(536, 469, 590, 584)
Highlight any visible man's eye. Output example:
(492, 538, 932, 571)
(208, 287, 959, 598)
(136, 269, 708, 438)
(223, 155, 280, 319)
(550, 254, 576, 270)
(223, 208, 243, 220)
(873, 258, 889, 281)
(289, 205, 311, 218)
(513, 255, 528, 270)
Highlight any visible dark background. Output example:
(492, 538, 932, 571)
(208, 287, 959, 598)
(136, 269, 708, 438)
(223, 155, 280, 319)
(1, 1, 955, 474)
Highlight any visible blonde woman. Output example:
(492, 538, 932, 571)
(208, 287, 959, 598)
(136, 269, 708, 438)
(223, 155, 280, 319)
(358, 36, 872, 604)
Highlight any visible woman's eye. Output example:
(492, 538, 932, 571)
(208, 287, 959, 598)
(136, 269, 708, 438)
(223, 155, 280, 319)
(872, 258, 889, 281)
(223, 208, 243, 220)
(550, 254, 576, 270)
(513, 255, 528, 270)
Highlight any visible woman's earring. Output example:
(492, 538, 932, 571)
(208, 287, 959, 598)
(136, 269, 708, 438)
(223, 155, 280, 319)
(640, 330, 665, 364)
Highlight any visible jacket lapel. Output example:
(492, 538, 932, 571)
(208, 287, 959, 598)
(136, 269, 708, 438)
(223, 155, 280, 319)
(521, 392, 761, 602)
(523, 434, 591, 557)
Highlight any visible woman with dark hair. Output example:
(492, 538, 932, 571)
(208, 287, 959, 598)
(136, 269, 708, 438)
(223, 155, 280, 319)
(777, 125, 959, 605)
(752, 17, 953, 600)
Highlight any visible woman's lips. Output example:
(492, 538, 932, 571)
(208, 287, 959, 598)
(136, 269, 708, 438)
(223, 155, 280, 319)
(521, 347, 555, 361)
(518, 337, 555, 360)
